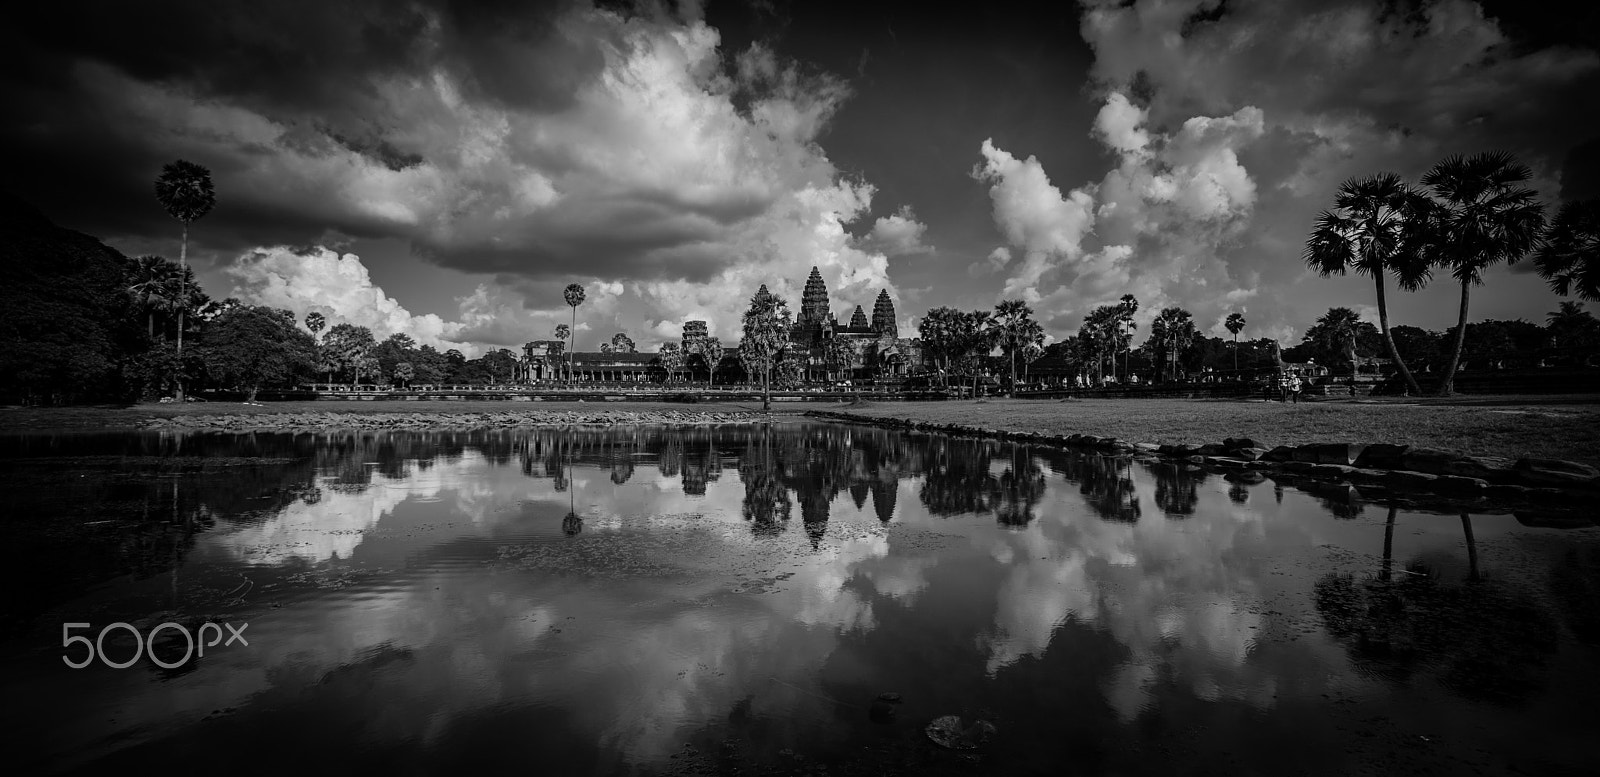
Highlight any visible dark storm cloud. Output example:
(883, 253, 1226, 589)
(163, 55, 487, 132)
(0, 0, 624, 261)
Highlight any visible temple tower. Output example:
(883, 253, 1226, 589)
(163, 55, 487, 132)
(848, 305, 869, 329)
(681, 320, 708, 355)
(871, 290, 898, 338)
(798, 267, 829, 331)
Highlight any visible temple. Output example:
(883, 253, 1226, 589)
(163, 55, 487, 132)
(787, 266, 919, 382)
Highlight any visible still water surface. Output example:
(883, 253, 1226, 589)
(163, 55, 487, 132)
(1, 423, 1597, 776)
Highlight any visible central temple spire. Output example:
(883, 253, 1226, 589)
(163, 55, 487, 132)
(798, 266, 829, 329)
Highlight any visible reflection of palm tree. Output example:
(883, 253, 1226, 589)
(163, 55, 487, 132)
(740, 427, 791, 536)
(1042, 451, 1140, 522)
(1314, 506, 1556, 706)
(563, 441, 582, 536)
(1150, 462, 1202, 517)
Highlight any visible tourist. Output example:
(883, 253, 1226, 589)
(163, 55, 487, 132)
(1289, 374, 1303, 404)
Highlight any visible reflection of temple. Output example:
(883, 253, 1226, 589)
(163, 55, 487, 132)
(789, 266, 922, 382)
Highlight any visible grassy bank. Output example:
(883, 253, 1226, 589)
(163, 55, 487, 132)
(0, 399, 788, 433)
(823, 396, 1600, 467)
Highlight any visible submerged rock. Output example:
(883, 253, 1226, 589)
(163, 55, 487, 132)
(925, 715, 997, 750)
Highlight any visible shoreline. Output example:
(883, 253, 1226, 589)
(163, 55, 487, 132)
(806, 404, 1600, 518)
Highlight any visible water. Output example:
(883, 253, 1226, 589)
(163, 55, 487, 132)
(1, 423, 1596, 776)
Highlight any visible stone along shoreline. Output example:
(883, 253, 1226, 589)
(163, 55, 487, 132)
(140, 408, 773, 432)
(807, 409, 1600, 517)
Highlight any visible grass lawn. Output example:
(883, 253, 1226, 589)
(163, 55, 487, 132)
(0, 399, 784, 433)
(826, 395, 1600, 467)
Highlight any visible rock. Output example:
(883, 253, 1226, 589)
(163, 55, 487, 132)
(1430, 475, 1487, 494)
(1204, 456, 1250, 469)
(1133, 442, 1160, 453)
(1196, 443, 1228, 456)
(1353, 443, 1410, 469)
(925, 716, 998, 750)
(1515, 511, 1598, 529)
(1233, 447, 1271, 461)
(1344, 468, 1390, 484)
(1308, 464, 1358, 479)
(1382, 470, 1438, 488)
(1437, 456, 1517, 481)
(1186, 455, 1207, 465)
(1280, 461, 1317, 473)
(1398, 447, 1466, 476)
(1226, 437, 1261, 451)
(869, 700, 897, 724)
(1513, 458, 1600, 487)
(1224, 470, 1267, 485)
(1261, 445, 1296, 462)
(1293, 443, 1366, 466)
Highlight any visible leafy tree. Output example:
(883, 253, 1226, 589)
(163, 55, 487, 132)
(563, 283, 586, 385)
(1304, 307, 1365, 378)
(918, 306, 965, 386)
(824, 336, 855, 382)
(394, 362, 415, 387)
(1145, 307, 1197, 382)
(701, 336, 724, 384)
(1305, 172, 1434, 394)
(481, 348, 518, 383)
(1225, 312, 1246, 372)
(373, 332, 416, 379)
(198, 305, 315, 401)
(1078, 305, 1121, 383)
(1419, 152, 1547, 395)
(1389, 325, 1442, 371)
(739, 284, 793, 411)
(322, 323, 376, 385)
(1546, 301, 1599, 364)
(1534, 200, 1599, 301)
(658, 342, 684, 383)
(153, 159, 215, 401)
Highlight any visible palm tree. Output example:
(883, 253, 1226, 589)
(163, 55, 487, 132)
(992, 300, 1034, 395)
(553, 324, 570, 383)
(1117, 294, 1138, 382)
(1310, 307, 1362, 380)
(1419, 152, 1546, 395)
(1225, 312, 1246, 373)
(1534, 200, 1599, 302)
(154, 160, 216, 401)
(1304, 172, 1433, 396)
(563, 283, 586, 387)
(305, 311, 326, 341)
(127, 255, 175, 339)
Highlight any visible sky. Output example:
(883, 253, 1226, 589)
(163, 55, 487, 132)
(4, 0, 1598, 356)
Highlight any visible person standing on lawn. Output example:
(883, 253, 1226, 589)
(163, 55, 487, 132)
(1289, 374, 1304, 404)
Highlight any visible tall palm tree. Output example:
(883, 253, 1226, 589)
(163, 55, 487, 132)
(1117, 294, 1138, 382)
(1225, 312, 1246, 372)
(1419, 152, 1546, 395)
(305, 311, 326, 341)
(1304, 172, 1432, 396)
(992, 299, 1034, 396)
(563, 283, 586, 387)
(127, 255, 174, 339)
(154, 159, 216, 401)
(1534, 199, 1599, 302)
(554, 324, 570, 382)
